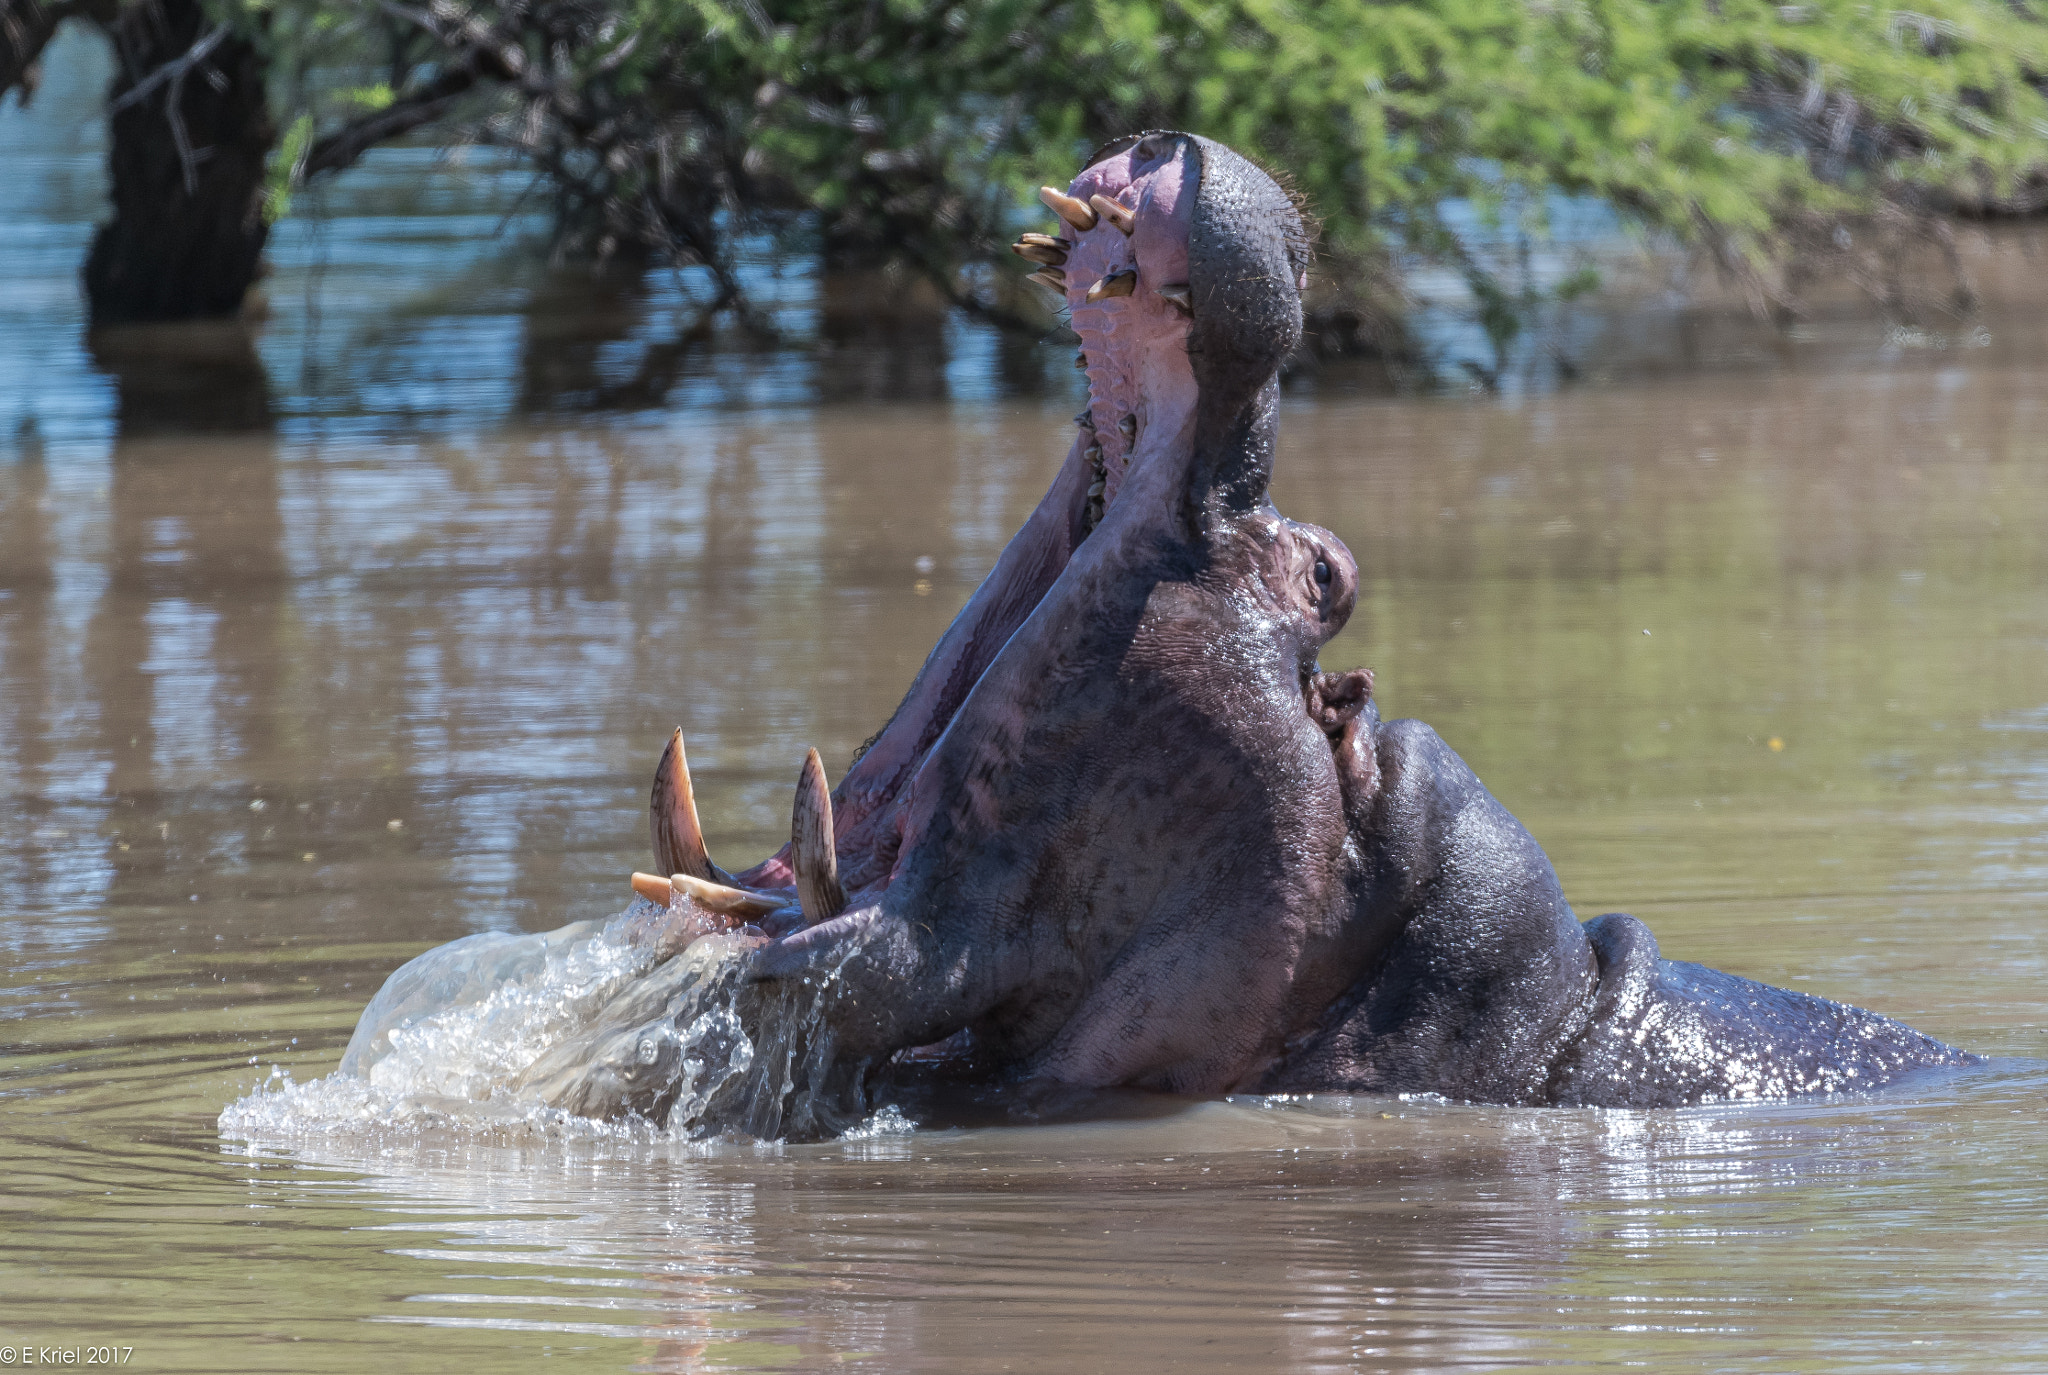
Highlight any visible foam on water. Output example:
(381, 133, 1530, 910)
(219, 902, 868, 1146)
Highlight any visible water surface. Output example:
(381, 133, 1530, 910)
(5, 26, 2048, 1375)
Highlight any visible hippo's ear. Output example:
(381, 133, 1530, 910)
(1185, 136, 1306, 514)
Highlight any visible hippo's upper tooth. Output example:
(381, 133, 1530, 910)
(1085, 270, 1137, 302)
(1038, 185, 1098, 232)
(1010, 241, 1068, 266)
(1089, 194, 1135, 236)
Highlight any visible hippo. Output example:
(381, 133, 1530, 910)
(612, 131, 1972, 1128)
(337, 133, 1969, 1140)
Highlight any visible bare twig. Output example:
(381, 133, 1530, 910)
(108, 19, 224, 111)
(106, 20, 230, 194)
(2, 0, 107, 102)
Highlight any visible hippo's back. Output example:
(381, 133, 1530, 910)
(1547, 912, 1974, 1107)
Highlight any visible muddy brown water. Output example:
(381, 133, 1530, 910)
(7, 27, 2048, 1375)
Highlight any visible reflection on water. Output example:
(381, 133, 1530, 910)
(5, 21, 2048, 1375)
(0, 31, 1072, 461)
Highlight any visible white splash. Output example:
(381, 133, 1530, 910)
(219, 906, 787, 1146)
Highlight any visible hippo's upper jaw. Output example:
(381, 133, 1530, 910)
(632, 134, 1971, 1128)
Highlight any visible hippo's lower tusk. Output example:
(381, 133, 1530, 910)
(674, 871, 786, 920)
(631, 871, 675, 906)
(630, 870, 787, 920)
(650, 728, 717, 882)
(1019, 232, 1071, 251)
(1156, 283, 1192, 315)
(1085, 270, 1137, 303)
(1089, 194, 1135, 236)
(791, 748, 846, 925)
(1039, 185, 1098, 232)
(1027, 269, 1067, 293)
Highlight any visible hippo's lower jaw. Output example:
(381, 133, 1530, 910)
(620, 132, 1971, 1130)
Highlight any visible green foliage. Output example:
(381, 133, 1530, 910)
(229, 0, 2048, 342)
(262, 110, 313, 224)
(337, 82, 393, 111)
(1011, 0, 2048, 333)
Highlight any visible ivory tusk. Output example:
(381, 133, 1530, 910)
(680, 872, 787, 919)
(1085, 270, 1137, 303)
(631, 871, 675, 906)
(1011, 241, 1070, 266)
(1089, 194, 1135, 236)
(1038, 185, 1098, 232)
(650, 728, 716, 881)
(791, 747, 847, 924)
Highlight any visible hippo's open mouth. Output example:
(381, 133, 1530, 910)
(629, 132, 1387, 1097)
(330, 133, 1969, 1144)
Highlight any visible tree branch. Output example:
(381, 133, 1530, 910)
(1, 0, 109, 102)
(301, 49, 510, 177)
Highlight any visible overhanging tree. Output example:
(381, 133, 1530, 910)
(7, 0, 2048, 343)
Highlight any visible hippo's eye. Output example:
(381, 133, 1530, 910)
(1313, 560, 1331, 587)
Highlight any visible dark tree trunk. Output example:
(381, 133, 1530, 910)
(83, 0, 273, 325)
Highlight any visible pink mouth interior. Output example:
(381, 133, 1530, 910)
(725, 139, 1207, 914)
(1062, 140, 1200, 509)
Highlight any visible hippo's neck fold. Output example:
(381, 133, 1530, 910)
(1187, 374, 1282, 528)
